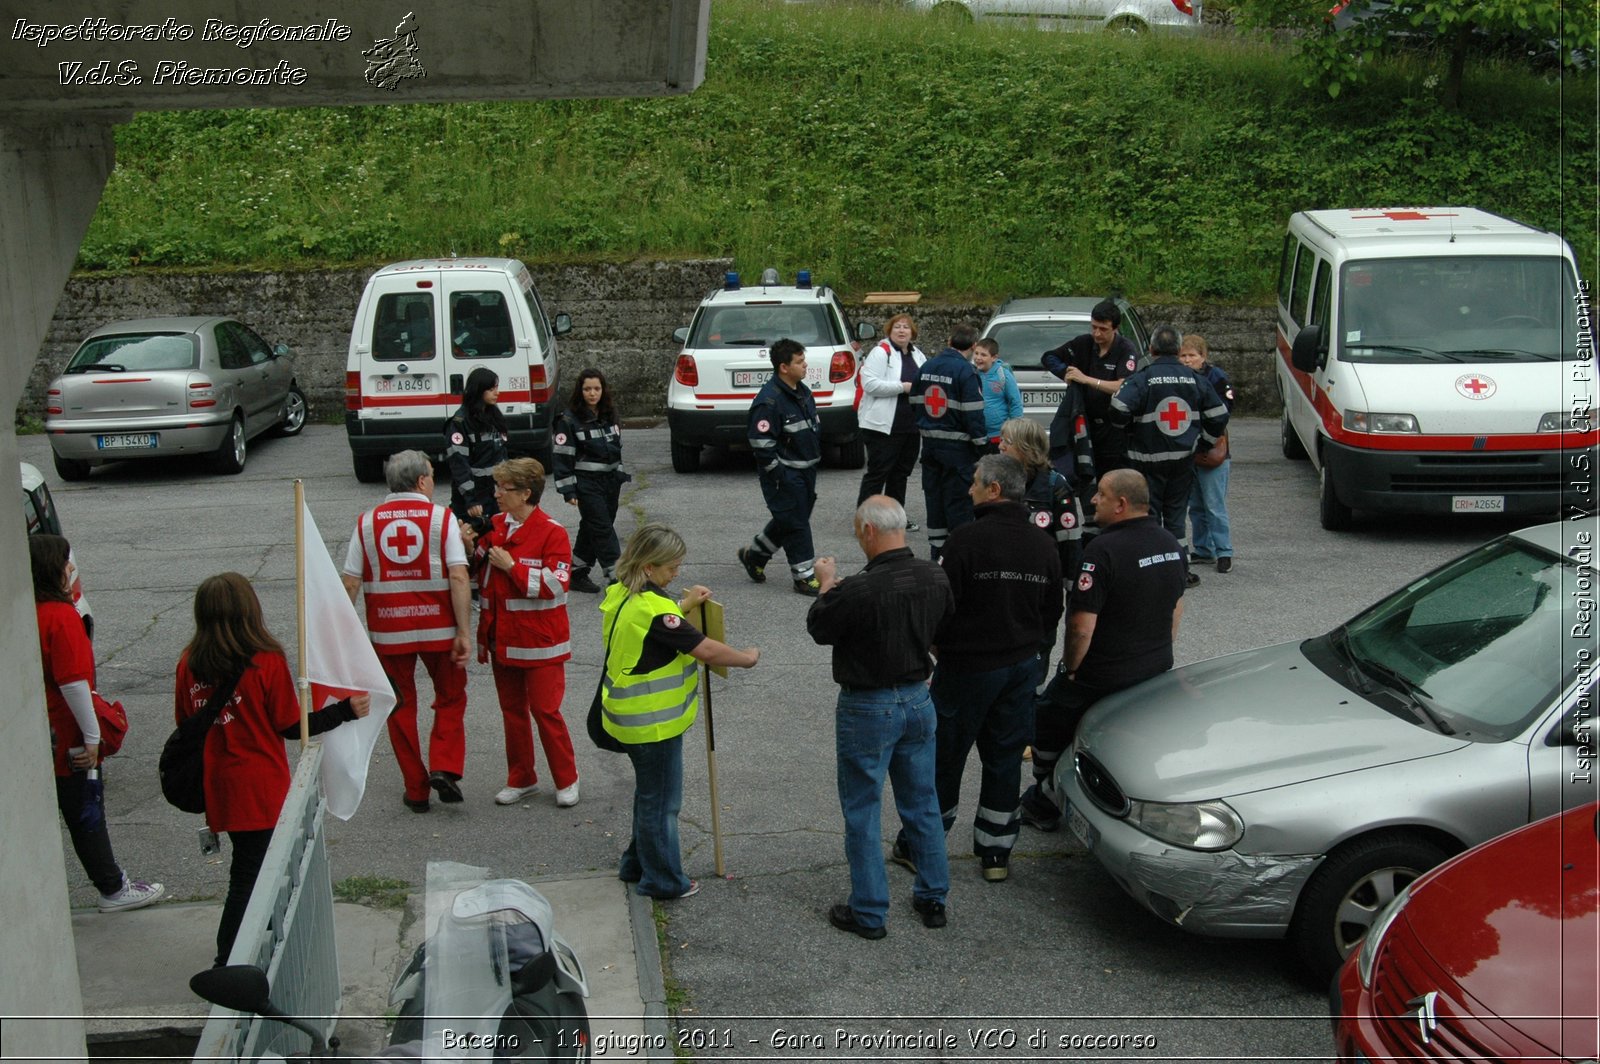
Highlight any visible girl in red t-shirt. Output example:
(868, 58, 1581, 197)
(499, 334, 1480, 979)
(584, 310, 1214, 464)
(175, 572, 370, 965)
(32, 534, 164, 913)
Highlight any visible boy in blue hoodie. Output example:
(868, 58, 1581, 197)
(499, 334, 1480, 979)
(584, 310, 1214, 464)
(971, 337, 1023, 454)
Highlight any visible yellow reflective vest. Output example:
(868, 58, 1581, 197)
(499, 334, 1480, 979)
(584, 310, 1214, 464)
(600, 585, 699, 744)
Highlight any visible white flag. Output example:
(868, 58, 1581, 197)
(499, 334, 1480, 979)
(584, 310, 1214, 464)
(298, 490, 396, 820)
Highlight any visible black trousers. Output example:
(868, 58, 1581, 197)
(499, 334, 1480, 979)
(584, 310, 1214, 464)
(56, 772, 122, 895)
(1030, 668, 1111, 805)
(857, 430, 921, 507)
(1137, 459, 1195, 544)
(571, 474, 622, 572)
(217, 828, 274, 965)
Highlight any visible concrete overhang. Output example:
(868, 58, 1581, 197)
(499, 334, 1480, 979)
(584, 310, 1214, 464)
(0, 0, 709, 118)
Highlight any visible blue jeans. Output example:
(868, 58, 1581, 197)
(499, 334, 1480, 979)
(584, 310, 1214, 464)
(620, 734, 690, 898)
(930, 660, 1035, 861)
(835, 682, 949, 929)
(1188, 460, 1233, 558)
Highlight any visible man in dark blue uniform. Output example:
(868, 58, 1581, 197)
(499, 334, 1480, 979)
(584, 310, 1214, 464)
(1041, 298, 1141, 473)
(738, 338, 823, 596)
(912, 324, 987, 563)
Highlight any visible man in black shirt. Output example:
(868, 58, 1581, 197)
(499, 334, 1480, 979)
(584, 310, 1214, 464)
(1040, 298, 1141, 473)
(1021, 468, 1186, 831)
(891, 455, 1061, 884)
(807, 497, 955, 938)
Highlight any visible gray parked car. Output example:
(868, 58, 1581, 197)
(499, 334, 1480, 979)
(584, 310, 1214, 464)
(1058, 520, 1596, 983)
(906, 0, 1200, 33)
(45, 316, 305, 480)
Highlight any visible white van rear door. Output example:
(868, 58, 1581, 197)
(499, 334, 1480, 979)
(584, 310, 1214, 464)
(357, 267, 449, 425)
(442, 273, 526, 414)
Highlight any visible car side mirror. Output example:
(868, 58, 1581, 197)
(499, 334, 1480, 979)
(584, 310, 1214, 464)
(552, 313, 572, 337)
(855, 322, 877, 341)
(672, 327, 690, 345)
(1290, 325, 1325, 374)
(272, 343, 292, 358)
(190, 965, 273, 1015)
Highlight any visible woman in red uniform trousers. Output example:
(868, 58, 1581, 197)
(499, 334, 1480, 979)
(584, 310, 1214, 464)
(175, 572, 370, 966)
(463, 457, 580, 808)
(32, 534, 164, 912)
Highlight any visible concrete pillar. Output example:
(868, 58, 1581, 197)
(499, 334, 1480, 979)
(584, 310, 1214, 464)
(0, 117, 121, 1063)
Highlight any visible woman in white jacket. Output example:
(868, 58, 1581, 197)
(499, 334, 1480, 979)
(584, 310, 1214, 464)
(855, 313, 927, 513)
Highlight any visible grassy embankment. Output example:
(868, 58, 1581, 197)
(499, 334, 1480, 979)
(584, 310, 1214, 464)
(80, 0, 1594, 303)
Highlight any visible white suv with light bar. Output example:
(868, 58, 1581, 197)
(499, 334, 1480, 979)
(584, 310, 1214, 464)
(665, 268, 876, 473)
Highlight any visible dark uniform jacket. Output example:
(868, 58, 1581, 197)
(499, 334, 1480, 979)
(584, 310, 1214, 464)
(747, 376, 820, 476)
(1042, 333, 1141, 426)
(1107, 355, 1230, 466)
(443, 410, 509, 528)
(911, 348, 987, 452)
(552, 407, 624, 500)
(1024, 466, 1083, 574)
(933, 501, 1063, 671)
(1047, 382, 1096, 488)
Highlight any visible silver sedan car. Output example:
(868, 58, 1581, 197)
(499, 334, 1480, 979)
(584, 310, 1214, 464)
(905, 0, 1200, 33)
(44, 316, 305, 479)
(1057, 521, 1596, 983)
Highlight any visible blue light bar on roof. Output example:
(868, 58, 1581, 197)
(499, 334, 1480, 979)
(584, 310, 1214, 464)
(724, 272, 740, 291)
(796, 270, 812, 289)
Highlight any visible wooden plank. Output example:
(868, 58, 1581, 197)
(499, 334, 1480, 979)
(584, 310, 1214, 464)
(862, 291, 922, 304)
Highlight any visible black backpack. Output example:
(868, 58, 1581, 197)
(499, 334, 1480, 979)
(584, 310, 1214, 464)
(159, 674, 240, 814)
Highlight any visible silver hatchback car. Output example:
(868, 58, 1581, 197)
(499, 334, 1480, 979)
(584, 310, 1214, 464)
(45, 316, 305, 479)
(1057, 521, 1596, 982)
(905, 0, 1200, 33)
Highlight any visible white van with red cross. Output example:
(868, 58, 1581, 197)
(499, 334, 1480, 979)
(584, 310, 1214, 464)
(1275, 207, 1595, 529)
(344, 258, 570, 482)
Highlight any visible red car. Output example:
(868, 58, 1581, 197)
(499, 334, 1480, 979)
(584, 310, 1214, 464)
(1332, 800, 1599, 1061)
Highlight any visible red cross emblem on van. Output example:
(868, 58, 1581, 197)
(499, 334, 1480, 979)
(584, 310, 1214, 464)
(1455, 374, 1497, 400)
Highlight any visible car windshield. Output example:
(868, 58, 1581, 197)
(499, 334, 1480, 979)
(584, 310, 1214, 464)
(1340, 537, 1580, 740)
(1338, 256, 1585, 364)
(66, 333, 198, 372)
(687, 303, 842, 349)
(983, 320, 1089, 371)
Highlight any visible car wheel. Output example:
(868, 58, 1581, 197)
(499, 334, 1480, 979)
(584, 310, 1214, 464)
(1288, 833, 1450, 984)
(1105, 14, 1148, 33)
(671, 439, 701, 474)
(1280, 406, 1308, 460)
(828, 437, 866, 470)
(930, 0, 974, 22)
(52, 451, 91, 482)
(274, 384, 307, 437)
(212, 415, 247, 475)
(352, 453, 386, 483)
(1318, 456, 1352, 531)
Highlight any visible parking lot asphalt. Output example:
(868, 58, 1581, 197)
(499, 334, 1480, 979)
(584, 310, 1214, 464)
(29, 419, 1533, 1061)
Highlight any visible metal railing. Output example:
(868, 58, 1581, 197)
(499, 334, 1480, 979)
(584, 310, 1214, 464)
(192, 746, 340, 1062)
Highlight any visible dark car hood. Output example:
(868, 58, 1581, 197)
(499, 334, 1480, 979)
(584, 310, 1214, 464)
(1074, 642, 1470, 803)
(1402, 803, 1599, 1057)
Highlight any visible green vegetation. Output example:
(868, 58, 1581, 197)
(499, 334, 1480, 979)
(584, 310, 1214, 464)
(332, 875, 410, 910)
(80, 0, 1592, 302)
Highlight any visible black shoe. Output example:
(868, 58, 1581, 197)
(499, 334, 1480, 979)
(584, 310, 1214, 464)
(981, 855, 1010, 882)
(911, 896, 947, 929)
(429, 770, 464, 804)
(890, 837, 917, 874)
(793, 575, 821, 597)
(905, 520, 921, 532)
(1019, 784, 1061, 832)
(403, 795, 431, 814)
(1189, 554, 1215, 565)
(570, 569, 601, 594)
(829, 903, 886, 940)
(1216, 557, 1233, 574)
(1185, 570, 1202, 588)
(737, 547, 766, 584)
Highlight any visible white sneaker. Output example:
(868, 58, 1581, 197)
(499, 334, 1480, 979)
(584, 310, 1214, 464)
(99, 875, 165, 913)
(555, 780, 580, 808)
(495, 784, 540, 806)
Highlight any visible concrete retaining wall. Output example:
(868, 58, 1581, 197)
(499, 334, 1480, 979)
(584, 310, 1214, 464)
(24, 262, 1280, 424)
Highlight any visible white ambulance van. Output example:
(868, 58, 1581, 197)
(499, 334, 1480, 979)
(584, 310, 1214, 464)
(1276, 207, 1594, 529)
(345, 258, 570, 482)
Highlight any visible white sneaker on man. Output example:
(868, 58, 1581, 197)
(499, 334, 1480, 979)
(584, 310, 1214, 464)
(555, 779, 580, 808)
(98, 875, 165, 913)
(495, 784, 540, 806)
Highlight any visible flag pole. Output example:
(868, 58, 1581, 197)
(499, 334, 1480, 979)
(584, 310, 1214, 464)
(294, 479, 310, 748)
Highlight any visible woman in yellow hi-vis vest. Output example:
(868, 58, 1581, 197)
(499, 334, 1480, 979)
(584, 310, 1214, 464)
(600, 525, 759, 899)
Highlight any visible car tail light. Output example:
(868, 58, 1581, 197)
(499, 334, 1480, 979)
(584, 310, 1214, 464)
(188, 380, 217, 409)
(828, 350, 855, 384)
(529, 363, 551, 403)
(345, 371, 361, 411)
(46, 387, 61, 415)
(1171, 0, 1193, 12)
(675, 355, 699, 387)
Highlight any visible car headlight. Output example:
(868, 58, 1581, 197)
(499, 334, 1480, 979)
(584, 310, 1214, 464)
(1538, 410, 1591, 432)
(1343, 410, 1419, 433)
(1124, 799, 1243, 851)
(1356, 884, 1410, 988)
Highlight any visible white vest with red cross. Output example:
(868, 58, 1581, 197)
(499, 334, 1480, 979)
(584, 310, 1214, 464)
(358, 497, 455, 654)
